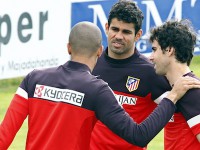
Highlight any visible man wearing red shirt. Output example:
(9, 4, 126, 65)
(90, 1, 171, 150)
(149, 19, 200, 150)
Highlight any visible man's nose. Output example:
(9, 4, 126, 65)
(149, 53, 154, 61)
(115, 31, 123, 39)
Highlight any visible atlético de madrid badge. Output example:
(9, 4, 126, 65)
(126, 76, 140, 92)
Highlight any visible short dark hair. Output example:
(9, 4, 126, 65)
(108, 0, 144, 34)
(149, 19, 197, 65)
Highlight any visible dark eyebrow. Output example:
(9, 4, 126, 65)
(110, 26, 119, 30)
(122, 29, 133, 34)
(110, 26, 133, 34)
(110, 26, 120, 32)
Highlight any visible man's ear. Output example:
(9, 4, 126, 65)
(105, 23, 109, 35)
(67, 43, 72, 55)
(97, 45, 103, 57)
(135, 29, 143, 42)
(167, 47, 175, 56)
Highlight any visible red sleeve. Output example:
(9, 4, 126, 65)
(0, 94, 28, 150)
(191, 124, 200, 136)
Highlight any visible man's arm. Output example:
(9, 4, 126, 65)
(95, 76, 200, 147)
(0, 88, 28, 150)
(177, 76, 200, 142)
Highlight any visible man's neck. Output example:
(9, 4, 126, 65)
(166, 62, 191, 86)
(71, 56, 96, 72)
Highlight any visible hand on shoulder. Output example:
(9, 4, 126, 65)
(166, 76, 200, 104)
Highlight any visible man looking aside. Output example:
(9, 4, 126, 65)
(90, 1, 171, 149)
(149, 19, 200, 150)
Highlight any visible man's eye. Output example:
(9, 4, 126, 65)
(112, 28, 118, 31)
(123, 31, 131, 34)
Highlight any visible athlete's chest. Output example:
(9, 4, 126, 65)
(95, 67, 153, 96)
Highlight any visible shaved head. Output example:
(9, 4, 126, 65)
(69, 21, 102, 57)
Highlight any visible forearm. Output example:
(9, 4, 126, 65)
(115, 98, 175, 147)
(131, 98, 175, 147)
(101, 98, 175, 147)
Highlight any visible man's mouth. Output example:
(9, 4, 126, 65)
(112, 41, 124, 48)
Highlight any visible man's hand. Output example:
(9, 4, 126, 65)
(166, 76, 200, 104)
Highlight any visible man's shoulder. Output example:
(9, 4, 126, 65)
(89, 74, 108, 87)
(138, 53, 153, 65)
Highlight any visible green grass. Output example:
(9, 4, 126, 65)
(148, 130, 164, 150)
(190, 55, 200, 77)
(0, 56, 199, 149)
(0, 77, 28, 149)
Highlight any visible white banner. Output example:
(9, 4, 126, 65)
(1, 0, 199, 80)
(0, 0, 71, 79)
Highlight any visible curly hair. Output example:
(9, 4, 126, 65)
(149, 19, 197, 66)
(108, 0, 144, 34)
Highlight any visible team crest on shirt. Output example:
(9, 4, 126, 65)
(126, 76, 140, 92)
